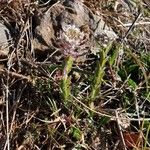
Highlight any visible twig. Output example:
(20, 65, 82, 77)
(127, 118, 150, 121)
(113, 140, 120, 150)
(9, 86, 26, 135)
(33, 116, 66, 124)
(0, 68, 31, 81)
(117, 21, 150, 27)
(134, 95, 140, 126)
(72, 94, 114, 119)
(123, 11, 142, 40)
(4, 58, 11, 150)
(115, 110, 127, 150)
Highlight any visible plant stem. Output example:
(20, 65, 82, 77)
(61, 56, 74, 102)
(90, 43, 113, 102)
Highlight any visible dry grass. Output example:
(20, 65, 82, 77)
(0, 0, 149, 149)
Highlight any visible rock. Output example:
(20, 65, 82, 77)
(0, 23, 11, 58)
(93, 15, 117, 39)
(33, 0, 96, 53)
(93, 15, 117, 51)
(33, 0, 117, 57)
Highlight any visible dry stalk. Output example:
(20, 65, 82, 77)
(9, 85, 26, 135)
(0, 68, 31, 81)
(72, 94, 115, 119)
(115, 109, 127, 150)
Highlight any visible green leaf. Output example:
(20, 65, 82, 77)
(90, 42, 113, 101)
(98, 116, 110, 127)
(128, 78, 137, 91)
(70, 126, 81, 141)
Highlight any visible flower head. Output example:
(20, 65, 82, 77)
(62, 24, 84, 48)
(56, 24, 89, 58)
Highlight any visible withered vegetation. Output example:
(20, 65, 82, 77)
(0, 0, 149, 149)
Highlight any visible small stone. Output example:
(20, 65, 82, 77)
(0, 23, 11, 58)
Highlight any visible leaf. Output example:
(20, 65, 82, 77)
(98, 116, 110, 126)
(70, 126, 81, 141)
(123, 132, 142, 148)
(90, 42, 113, 101)
(128, 78, 137, 91)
